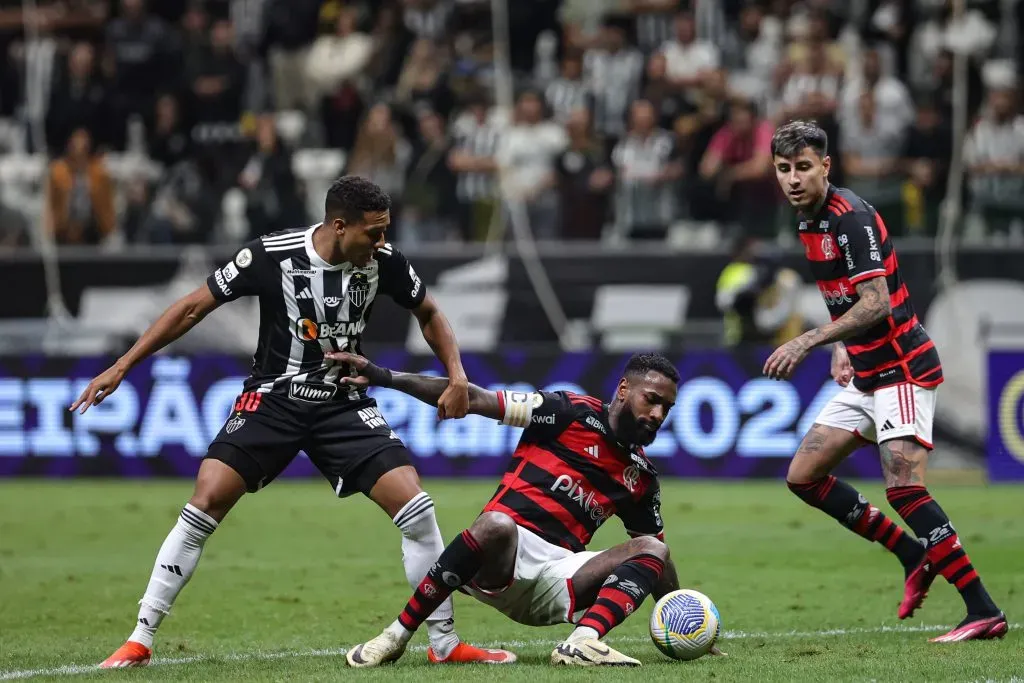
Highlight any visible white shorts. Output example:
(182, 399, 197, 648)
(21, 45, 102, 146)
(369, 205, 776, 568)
(815, 382, 935, 448)
(461, 525, 602, 627)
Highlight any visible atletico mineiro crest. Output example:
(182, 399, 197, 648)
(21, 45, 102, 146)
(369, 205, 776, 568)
(347, 272, 370, 308)
(225, 415, 246, 433)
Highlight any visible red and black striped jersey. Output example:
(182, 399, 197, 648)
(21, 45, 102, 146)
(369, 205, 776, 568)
(483, 390, 663, 553)
(798, 185, 943, 391)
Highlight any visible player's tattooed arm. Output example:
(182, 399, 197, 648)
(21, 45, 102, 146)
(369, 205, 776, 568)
(764, 277, 889, 380)
(805, 276, 891, 346)
(327, 352, 502, 420)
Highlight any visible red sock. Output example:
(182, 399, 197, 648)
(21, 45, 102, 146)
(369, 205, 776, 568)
(887, 486, 999, 616)
(576, 554, 664, 638)
(397, 530, 483, 632)
(789, 477, 923, 570)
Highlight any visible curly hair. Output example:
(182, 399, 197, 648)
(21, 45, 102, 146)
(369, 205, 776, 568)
(324, 175, 392, 223)
(623, 352, 680, 384)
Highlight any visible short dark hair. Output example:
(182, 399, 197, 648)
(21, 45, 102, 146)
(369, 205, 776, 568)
(623, 352, 680, 384)
(770, 120, 828, 159)
(325, 175, 392, 223)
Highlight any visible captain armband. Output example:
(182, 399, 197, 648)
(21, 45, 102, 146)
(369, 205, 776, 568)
(498, 390, 545, 427)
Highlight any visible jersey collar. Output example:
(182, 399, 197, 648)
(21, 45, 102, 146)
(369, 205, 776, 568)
(305, 224, 352, 271)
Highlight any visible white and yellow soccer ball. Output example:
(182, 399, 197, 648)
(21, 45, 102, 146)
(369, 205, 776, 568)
(649, 589, 721, 660)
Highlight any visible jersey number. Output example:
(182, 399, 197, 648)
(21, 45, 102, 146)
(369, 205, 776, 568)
(233, 392, 262, 413)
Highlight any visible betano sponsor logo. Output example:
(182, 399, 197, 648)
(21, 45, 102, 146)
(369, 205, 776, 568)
(295, 318, 366, 341)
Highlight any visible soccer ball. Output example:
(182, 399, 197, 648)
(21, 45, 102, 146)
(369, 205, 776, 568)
(649, 589, 721, 661)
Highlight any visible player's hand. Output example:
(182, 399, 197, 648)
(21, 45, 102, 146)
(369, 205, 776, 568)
(763, 334, 813, 380)
(437, 377, 469, 420)
(326, 351, 389, 388)
(69, 363, 128, 414)
(831, 344, 854, 387)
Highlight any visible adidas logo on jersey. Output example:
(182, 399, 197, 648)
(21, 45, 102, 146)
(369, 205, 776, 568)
(296, 287, 313, 300)
(584, 444, 600, 459)
(880, 419, 895, 432)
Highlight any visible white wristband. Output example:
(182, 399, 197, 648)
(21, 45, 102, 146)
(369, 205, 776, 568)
(500, 390, 540, 427)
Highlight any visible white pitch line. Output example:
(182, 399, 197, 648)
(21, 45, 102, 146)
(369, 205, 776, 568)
(0, 623, 1015, 681)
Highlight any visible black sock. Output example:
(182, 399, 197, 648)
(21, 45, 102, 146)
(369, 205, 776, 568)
(887, 486, 1000, 617)
(789, 477, 924, 571)
(397, 530, 483, 632)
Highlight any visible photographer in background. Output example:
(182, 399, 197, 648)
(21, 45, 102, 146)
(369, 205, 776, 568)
(716, 236, 803, 348)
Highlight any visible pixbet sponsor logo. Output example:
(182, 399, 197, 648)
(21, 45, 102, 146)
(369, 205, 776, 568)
(551, 474, 609, 522)
(818, 281, 854, 306)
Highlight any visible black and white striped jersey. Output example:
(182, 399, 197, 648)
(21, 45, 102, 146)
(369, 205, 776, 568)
(206, 225, 425, 403)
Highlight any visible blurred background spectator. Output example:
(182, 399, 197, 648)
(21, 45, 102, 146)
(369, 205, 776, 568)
(0, 0, 1019, 251)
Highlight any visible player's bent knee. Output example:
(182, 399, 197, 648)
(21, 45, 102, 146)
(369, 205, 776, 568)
(629, 534, 669, 561)
(190, 454, 249, 521)
(470, 511, 518, 550)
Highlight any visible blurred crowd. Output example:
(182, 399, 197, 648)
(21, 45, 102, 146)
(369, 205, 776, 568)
(2, 0, 1024, 251)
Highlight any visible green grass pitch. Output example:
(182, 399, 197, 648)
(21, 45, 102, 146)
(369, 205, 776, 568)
(1, 479, 1022, 681)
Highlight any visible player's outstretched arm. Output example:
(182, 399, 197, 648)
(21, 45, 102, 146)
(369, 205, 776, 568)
(70, 285, 221, 414)
(327, 351, 502, 420)
(410, 294, 469, 419)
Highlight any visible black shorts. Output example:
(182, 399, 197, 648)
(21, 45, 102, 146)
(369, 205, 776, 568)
(205, 390, 412, 496)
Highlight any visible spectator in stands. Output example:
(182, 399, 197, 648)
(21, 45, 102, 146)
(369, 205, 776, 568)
(840, 89, 907, 233)
(675, 68, 730, 223)
(660, 9, 720, 100)
(964, 86, 1024, 241)
(719, 2, 781, 103)
(641, 51, 684, 132)
(394, 39, 454, 121)
(903, 97, 951, 235)
(347, 102, 412, 239)
(0, 190, 29, 249)
(238, 115, 305, 239)
(262, 0, 321, 110)
(775, 21, 843, 123)
(584, 20, 643, 145)
(105, 0, 175, 145)
(447, 92, 500, 241)
(44, 127, 116, 245)
(545, 51, 590, 125)
(610, 98, 682, 241)
(403, 110, 458, 243)
(187, 19, 245, 124)
(840, 45, 914, 135)
(46, 41, 109, 154)
(861, 0, 916, 81)
(556, 107, 612, 241)
(496, 89, 567, 240)
(178, 2, 209, 79)
(147, 93, 190, 168)
(699, 98, 775, 239)
(305, 6, 373, 103)
(142, 152, 220, 244)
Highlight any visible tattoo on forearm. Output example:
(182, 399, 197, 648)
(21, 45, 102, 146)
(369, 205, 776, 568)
(804, 278, 891, 347)
(880, 440, 927, 487)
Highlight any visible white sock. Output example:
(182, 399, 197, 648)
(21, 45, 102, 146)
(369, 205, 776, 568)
(568, 626, 600, 642)
(128, 504, 217, 648)
(385, 619, 414, 644)
(392, 492, 460, 658)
